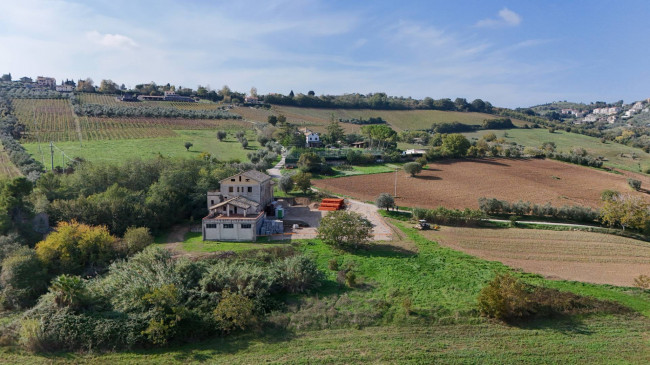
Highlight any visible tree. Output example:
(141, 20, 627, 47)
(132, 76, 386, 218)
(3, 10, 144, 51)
(240, 138, 249, 149)
(99, 79, 118, 94)
(48, 274, 87, 309)
(267, 115, 278, 126)
(317, 211, 372, 250)
(184, 142, 193, 151)
(119, 227, 154, 256)
(76, 78, 95, 92)
(297, 151, 322, 173)
(325, 120, 345, 145)
(627, 178, 642, 191)
(278, 175, 294, 194)
(277, 114, 287, 124)
(600, 194, 649, 231)
(376, 193, 395, 211)
(403, 162, 422, 177)
(307, 90, 315, 96)
(35, 221, 116, 275)
(289, 90, 295, 98)
(441, 133, 470, 157)
(292, 172, 312, 193)
(216, 131, 227, 141)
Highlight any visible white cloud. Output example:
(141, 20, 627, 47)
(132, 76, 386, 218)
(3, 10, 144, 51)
(87, 31, 138, 49)
(476, 8, 522, 28)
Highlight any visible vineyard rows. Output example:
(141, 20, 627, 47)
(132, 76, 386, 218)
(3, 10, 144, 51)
(13, 98, 251, 142)
(78, 93, 222, 110)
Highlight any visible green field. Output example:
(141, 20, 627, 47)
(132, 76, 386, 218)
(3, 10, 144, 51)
(4, 222, 649, 363)
(464, 128, 650, 172)
(23, 129, 259, 166)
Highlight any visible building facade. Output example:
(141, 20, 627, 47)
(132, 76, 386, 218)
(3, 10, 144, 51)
(202, 170, 275, 241)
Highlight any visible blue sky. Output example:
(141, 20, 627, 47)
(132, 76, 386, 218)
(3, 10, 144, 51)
(1, 0, 649, 108)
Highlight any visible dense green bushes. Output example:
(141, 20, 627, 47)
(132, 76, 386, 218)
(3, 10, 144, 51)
(339, 117, 386, 125)
(412, 207, 485, 226)
(478, 197, 599, 223)
(11, 246, 323, 351)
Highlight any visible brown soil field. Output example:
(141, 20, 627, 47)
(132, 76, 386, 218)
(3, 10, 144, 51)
(420, 226, 650, 286)
(313, 158, 650, 209)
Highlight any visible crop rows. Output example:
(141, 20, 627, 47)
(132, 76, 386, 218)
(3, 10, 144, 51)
(12, 98, 79, 142)
(13, 98, 251, 142)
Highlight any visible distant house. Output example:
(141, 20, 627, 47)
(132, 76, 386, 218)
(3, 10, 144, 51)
(402, 149, 427, 157)
(19, 76, 33, 83)
(306, 132, 321, 147)
(351, 141, 367, 148)
(163, 91, 195, 102)
(244, 95, 259, 104)
(582, 114, 599, 123)
(55, 81, 74, 93)
(202, 170, 280, 241)
(118, 93, 139, 102)
(607, 115, 617, 124)
(36, 76, 56, 89)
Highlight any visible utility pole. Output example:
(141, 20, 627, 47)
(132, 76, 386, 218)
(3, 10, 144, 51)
(394, 167, 398, 197)
(50, 141, 54, 171)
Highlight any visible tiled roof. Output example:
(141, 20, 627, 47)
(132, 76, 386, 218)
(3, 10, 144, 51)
(241, 170, 271, 182)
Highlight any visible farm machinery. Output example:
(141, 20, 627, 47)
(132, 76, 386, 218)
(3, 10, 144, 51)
(416, 220, 431, 230)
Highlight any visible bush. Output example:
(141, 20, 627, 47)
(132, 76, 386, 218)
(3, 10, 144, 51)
(213, 290, 257, 334)
(274, 254, 323, 293)
(627, 178, 642, 191)
(118, 227, 154, 256)
(477, 274, 533, 321)
(403, 162, 422, 177)
(601, 189, 620, 201)
(633, 274, 650, 289)
(0, 247, 48, 309)
(328, 259, 339, 271)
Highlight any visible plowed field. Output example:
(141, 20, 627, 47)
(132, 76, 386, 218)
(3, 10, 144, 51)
(421, 226, 650, 286)
(313, 158, 650, 209)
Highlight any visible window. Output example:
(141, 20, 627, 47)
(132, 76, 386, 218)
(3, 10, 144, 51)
(210, 200, 214, 205)
(241, 224, 252, 229)
(223, 224, 234, 229)
(229, 187, 233, 192)
(231, 178, 235, 181)
(247, 187, 252, 193)
(206, 223, 217, 229)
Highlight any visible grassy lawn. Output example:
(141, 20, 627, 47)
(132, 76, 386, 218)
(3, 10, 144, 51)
(23, 129, 259, 165)
(181, 232, 289, 252)
(463, 128, 650, 172)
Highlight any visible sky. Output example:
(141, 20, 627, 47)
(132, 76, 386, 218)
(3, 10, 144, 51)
(0, 0, 649, 108)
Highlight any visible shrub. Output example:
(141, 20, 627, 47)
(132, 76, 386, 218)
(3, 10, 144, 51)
(216, 130, 227, 141)
(0, 247, 48, 309)
(477, 274, 533, 321)
(119, 227, 154, 256)
(18, 318, 47, 352)
(601, 189, 620, 201)
(328, 259, 339, 271)
(213, 290, 257, 334)
(274, 254, 323, 293)
(345, 271, 357, 287)
(633, 274, 650, 289)
(403, 162, 422, 177)
(415, 156, 427, 166)
(627, 178, 641, 191)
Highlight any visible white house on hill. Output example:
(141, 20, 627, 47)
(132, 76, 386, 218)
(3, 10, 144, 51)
(202, 170, 277, 241)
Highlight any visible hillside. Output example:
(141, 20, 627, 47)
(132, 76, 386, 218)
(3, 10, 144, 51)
(233, 105, 527, 133)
